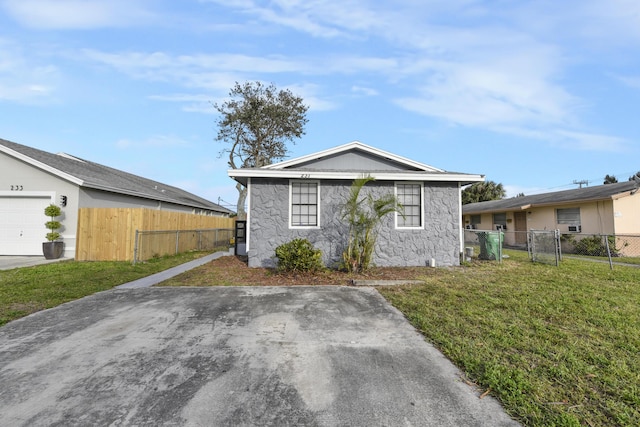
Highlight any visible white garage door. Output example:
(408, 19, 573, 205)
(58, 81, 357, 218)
(0, 197, 51, 255)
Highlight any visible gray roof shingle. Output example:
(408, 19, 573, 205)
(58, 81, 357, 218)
(1, 138, 233, 214)
(463, 180, 638, 214)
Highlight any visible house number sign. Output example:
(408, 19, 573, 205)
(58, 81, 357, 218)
(10, 185, 24, 191)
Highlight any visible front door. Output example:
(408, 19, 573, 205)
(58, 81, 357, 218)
(234, 220, 247, 256)
(514, 212, 527, 245)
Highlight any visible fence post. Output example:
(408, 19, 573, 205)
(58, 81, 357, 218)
(555, 229, 561, 267)
(133, 230, 139, 265)
(605, 235, 613, 270)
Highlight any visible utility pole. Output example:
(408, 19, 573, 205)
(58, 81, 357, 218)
(573, 179, 589, 188)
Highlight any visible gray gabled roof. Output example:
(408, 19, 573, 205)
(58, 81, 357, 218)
(0, 138, 233, 214)
(463, 180, 639, 214)
(229, 141, 485, 186)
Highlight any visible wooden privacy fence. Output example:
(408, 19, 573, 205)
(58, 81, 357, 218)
(76, 208, 236, 261)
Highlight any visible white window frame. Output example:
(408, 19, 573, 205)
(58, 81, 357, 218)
(289, 180, 321, 229)
(395, 182, 424, 229)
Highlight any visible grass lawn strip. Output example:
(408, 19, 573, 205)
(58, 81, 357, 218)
(379, 251, 640, 427)
(0, 252, 210, 326)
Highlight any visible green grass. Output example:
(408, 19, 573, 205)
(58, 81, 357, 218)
(2, 249, 638, 426)
(379, 250, 640, 426)
(0, 252, 211, 326)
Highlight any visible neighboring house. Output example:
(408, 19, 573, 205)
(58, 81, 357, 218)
(228, 141, 484, 268)
(0, 138, 233, 258)
(462, 181, 640, 251)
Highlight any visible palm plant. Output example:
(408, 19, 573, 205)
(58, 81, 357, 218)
(341, 177, 403, 273)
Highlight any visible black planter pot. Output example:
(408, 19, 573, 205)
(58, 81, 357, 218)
(43, 241, 64, 260)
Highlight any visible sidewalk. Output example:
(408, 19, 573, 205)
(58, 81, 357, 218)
(116, 251, 232, 289)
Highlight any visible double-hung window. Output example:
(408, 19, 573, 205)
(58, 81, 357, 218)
(290, 181, 319, 227)
(556, 208, 580, 225)
(493, 212, 507, 230)
(396, 182, 423, 228)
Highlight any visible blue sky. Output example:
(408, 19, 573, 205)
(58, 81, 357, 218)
(2, 0, 639, 210)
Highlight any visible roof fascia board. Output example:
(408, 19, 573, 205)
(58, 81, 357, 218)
(463, 206, 529, 214)
(464, 197, 619, 214)
(611, 191, 633, 200)
(263, 141, 445, 172)
(229, 168, 484, 183)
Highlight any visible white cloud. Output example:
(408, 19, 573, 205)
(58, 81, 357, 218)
(81, 50, 312, 85)
(82, 50, 345, 111)
(1, 0, 157, 29)
(573, 0, 640, 45)
(553, 130, 628, 152)
(616, 75, 640, 90)
(395, 51, 577, 130)
(351, 85, 378, 96)
(201, 0, 367, 39)
(0, 39, 60, 103)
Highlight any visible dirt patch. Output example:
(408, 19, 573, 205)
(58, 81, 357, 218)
(159, 255, 437, 287)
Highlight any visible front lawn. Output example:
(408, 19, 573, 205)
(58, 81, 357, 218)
(0, 252, 211, 326)
(2, 249, 638, 426)
(379, 250, 640, 426)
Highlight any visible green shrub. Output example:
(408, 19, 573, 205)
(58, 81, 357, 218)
(44, 204, 62, 242)
(275, 239, 324, 272)
(573, 235, 619, 257)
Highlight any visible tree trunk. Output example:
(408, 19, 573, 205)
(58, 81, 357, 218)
(236, 182, 248, 220)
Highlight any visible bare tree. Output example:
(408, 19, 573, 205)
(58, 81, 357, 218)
(215, 81, 308, 218)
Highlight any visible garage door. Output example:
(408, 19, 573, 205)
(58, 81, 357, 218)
(0, 197, 51, 255)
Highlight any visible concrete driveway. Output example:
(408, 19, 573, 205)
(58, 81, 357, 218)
(0, 255, 71, 270)
(0, 286, 520, 426)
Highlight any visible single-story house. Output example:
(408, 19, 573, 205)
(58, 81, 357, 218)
(228, 141, 484, 268)
(462, 180, 640, 252)
(0, 138, 233, 258)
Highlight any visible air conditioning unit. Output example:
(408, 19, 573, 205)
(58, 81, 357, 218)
(495, 224, 506, 231)
(568, 225, 582, 232)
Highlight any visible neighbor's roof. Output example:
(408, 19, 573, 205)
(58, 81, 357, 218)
(463, 180, 639, 214)
(228, 141, 484, 186)
(0, 138, 233, 214)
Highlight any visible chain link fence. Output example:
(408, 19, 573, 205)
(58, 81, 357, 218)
(133, 228, 234, 264)
(464, 229, 640, 268)
(527, 230, 561, 266)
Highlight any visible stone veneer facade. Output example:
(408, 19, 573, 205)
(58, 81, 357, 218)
(247, 178, 461, 268)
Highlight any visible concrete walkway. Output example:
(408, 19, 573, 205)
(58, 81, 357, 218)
(116, 251, 232, 289)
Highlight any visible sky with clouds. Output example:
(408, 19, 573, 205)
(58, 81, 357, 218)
(2, 0, 639, 208)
